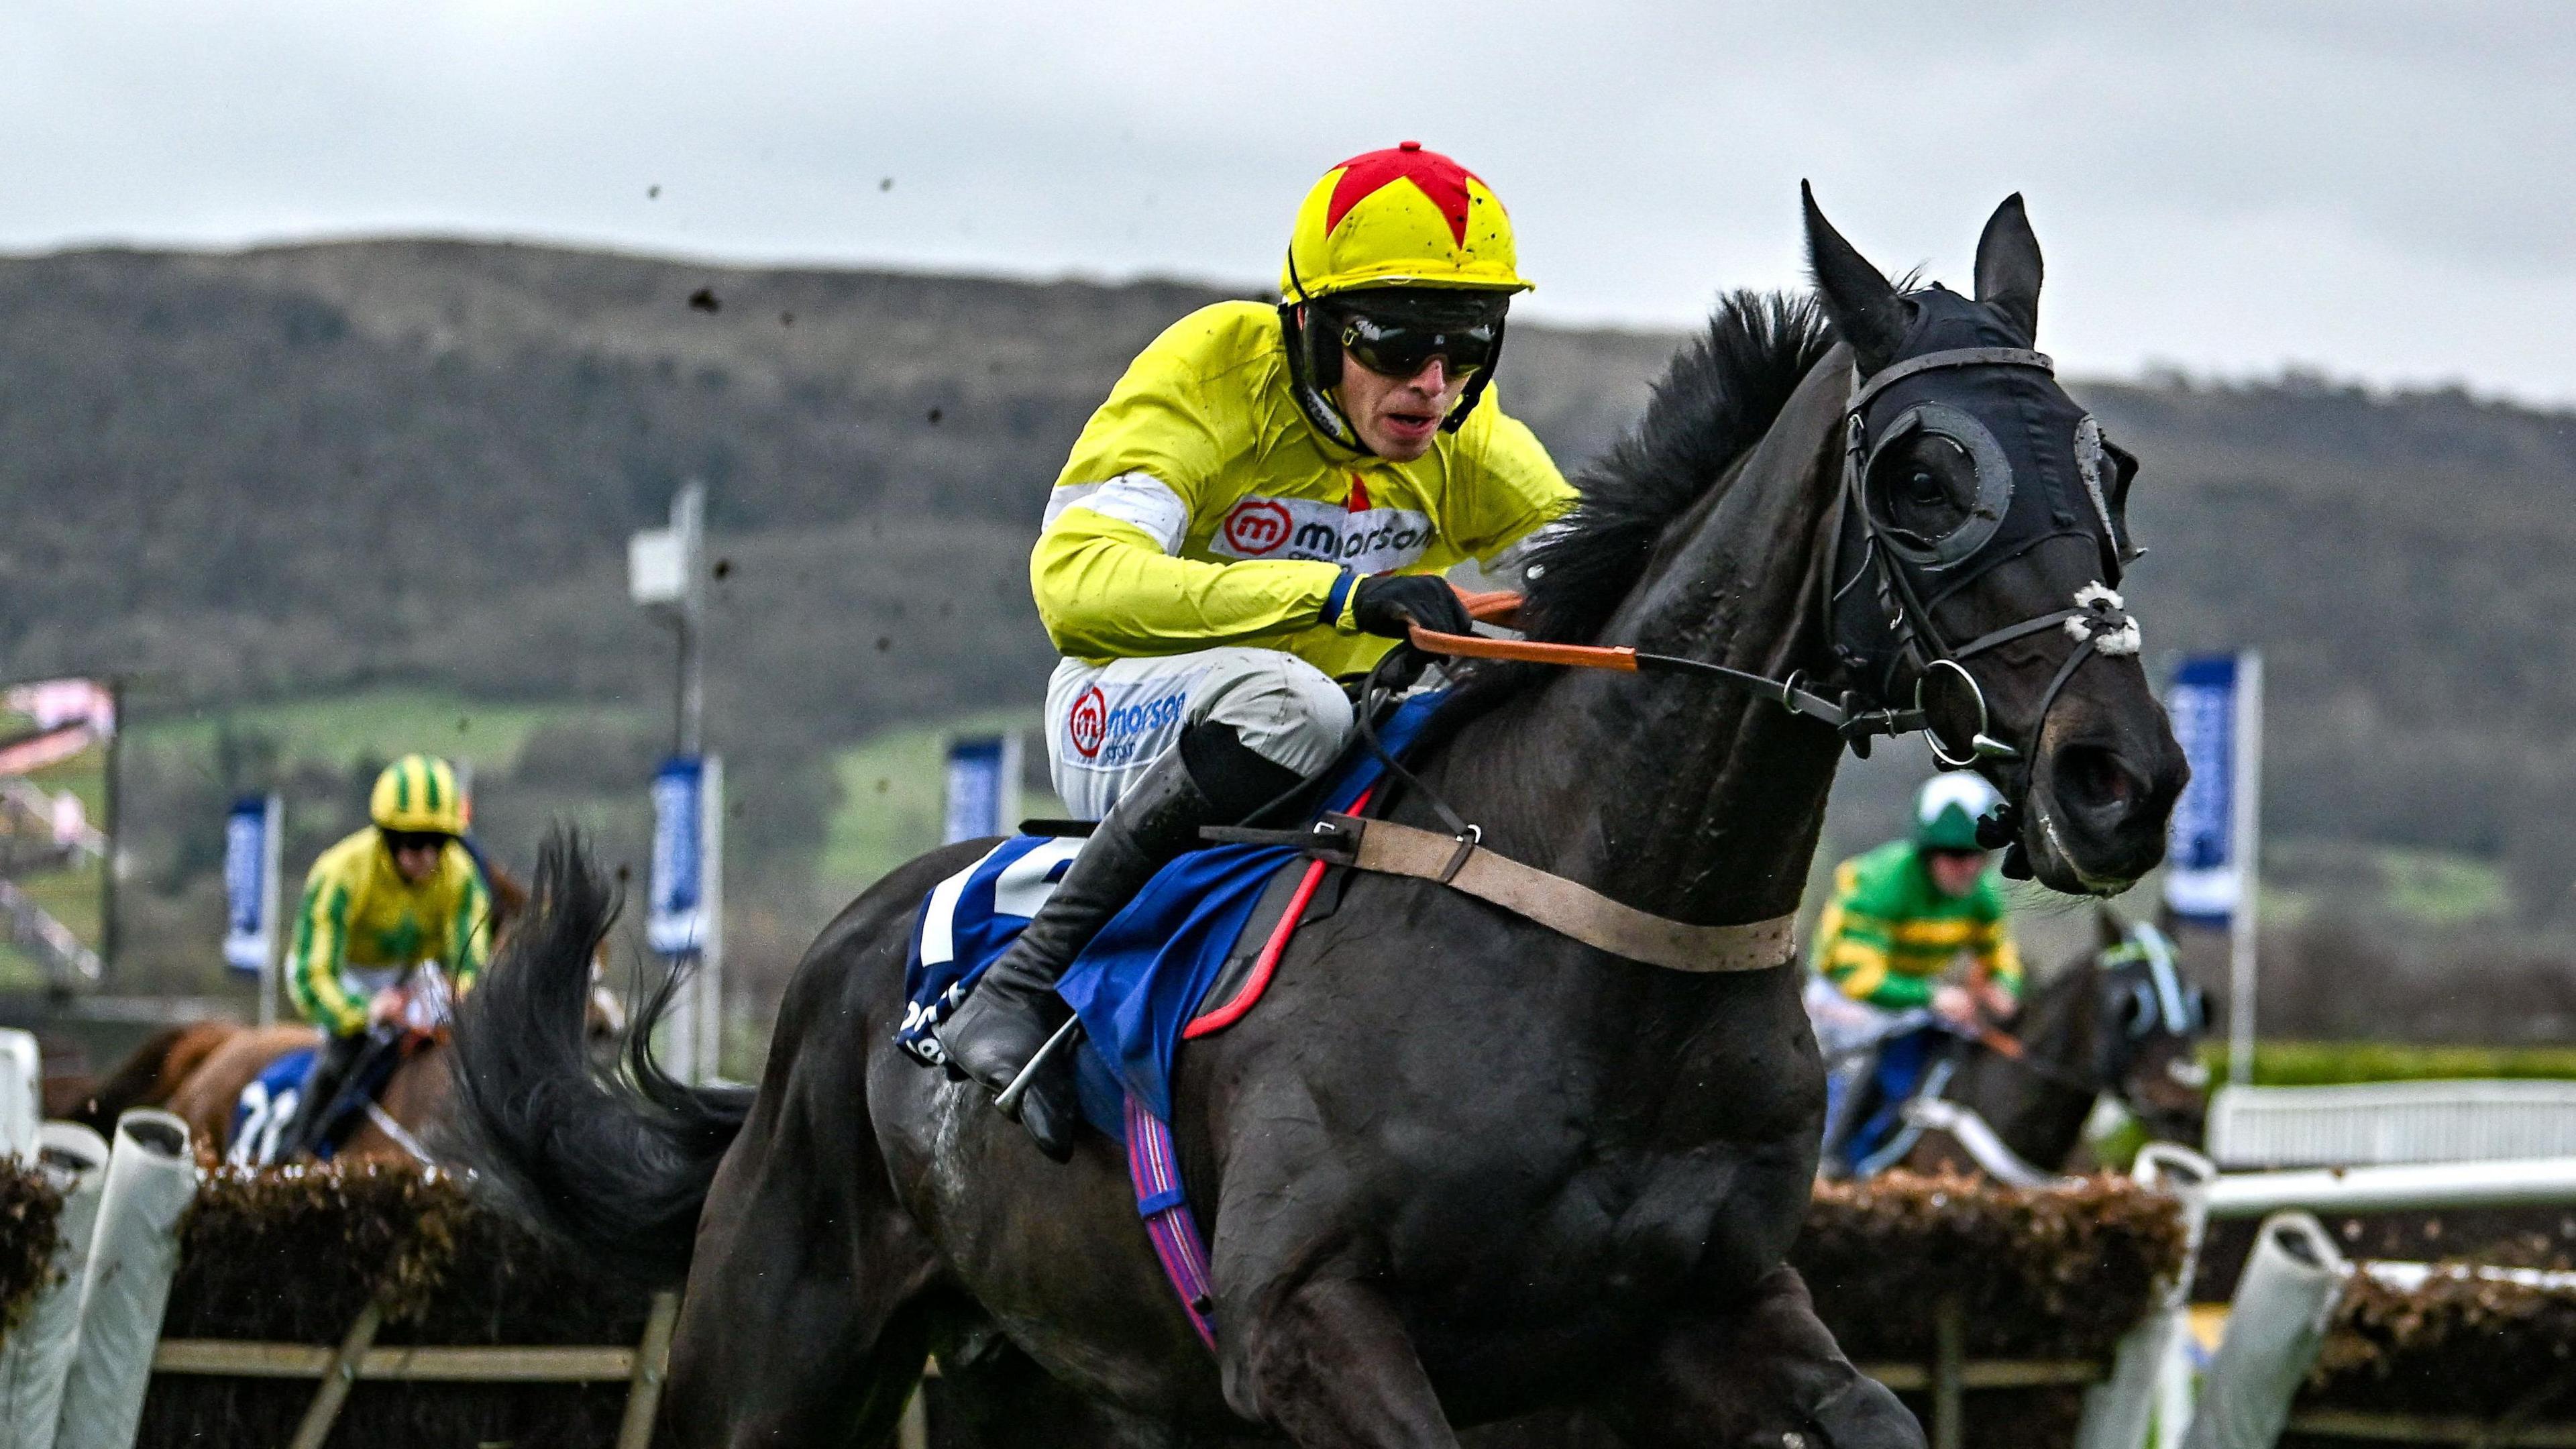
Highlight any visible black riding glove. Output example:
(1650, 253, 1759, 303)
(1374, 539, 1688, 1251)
(1346, 574, 1474, 639)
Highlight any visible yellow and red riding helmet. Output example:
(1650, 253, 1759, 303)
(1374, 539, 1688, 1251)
(1278, 142, 1532, 450)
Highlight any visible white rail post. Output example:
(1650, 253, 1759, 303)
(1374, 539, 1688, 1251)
(2227, 651, 2262, 1085)
(2076, 1144, 2217, 1449)
(53, 1111, 197, 1449)
(696, 753, 724, 1083)
(2182, 1212, 2347, 1449)
(0, 1030, 40, 1161)
(0, 1123, 111, 1449)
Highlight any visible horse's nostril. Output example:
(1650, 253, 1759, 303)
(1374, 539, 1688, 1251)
(2055, 743, 2137, 814)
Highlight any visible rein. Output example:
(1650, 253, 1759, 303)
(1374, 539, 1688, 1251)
(1964, 1020, 2098, 1094)
(1419, 593, 1927, 748)
(1237, 350, 2144, 972)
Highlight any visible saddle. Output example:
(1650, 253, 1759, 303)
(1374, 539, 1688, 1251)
(229, 1029, 414, 1167)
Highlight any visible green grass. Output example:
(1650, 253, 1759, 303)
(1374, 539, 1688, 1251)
(2259, 838, 2512, 930)
(15, 868, 101, 943)
(2375, 846, 2511, 924)
(2206, 1040, 2576, 1085)
(0, 866, 106, 989)
(0, 716, 110, 969)
(816, 710, 1063, 900)
(133, 688, 629, 774)
(0, 943, 50, 992)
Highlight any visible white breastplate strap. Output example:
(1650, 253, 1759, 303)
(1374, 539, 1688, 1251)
(1328, 814, 1798, 973)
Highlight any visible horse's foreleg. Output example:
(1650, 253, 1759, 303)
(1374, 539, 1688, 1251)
(1599, 1267, 1922, 1449)
(1232, 1276, 1458, 1449)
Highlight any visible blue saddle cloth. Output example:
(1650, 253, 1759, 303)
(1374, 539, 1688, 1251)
(900, 695, 1444, 1139)
(227, 1038, 401, 1166)
(1839, 1028, 1951, 1176)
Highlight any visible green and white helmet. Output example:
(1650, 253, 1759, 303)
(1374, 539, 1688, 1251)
(1913, 773, 2001, 853)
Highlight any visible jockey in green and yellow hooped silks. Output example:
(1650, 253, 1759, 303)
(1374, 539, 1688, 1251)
(1807, 773, 2025, 1177)
(273, 753, 492, 1159)
(934, 142, 1575, 1158)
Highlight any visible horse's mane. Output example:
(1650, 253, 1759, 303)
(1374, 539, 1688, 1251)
(1513, 289, 1837, 647)
(1420, 291, 1835, 741)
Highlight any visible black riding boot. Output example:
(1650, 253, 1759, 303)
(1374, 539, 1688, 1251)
(937, 722, 1298, 1159)
(276, 1030, 369, 1161)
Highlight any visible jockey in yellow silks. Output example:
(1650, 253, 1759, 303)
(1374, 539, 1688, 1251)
(275, 753, 491, 1157)
(937, 142, 1574, 1156)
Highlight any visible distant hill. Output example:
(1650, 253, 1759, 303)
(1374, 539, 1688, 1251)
(5, 239, 2574, 1024)
(0, 240, 1667, 699)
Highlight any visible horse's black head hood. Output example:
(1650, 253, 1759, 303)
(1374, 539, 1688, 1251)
(1860, 285, 2136, 594)
(1827, 284, 2143, 706)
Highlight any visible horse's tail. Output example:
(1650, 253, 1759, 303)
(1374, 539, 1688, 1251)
(448, 830, 753, 1286)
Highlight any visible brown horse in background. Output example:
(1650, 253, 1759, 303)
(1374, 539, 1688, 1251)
(72, 857, 548, 1164)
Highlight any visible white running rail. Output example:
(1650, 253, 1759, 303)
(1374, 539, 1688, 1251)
(2207, 1079, 2576, 1169)
(2200, 1153, 2576, 1218)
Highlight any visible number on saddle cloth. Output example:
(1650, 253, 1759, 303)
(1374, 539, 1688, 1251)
(229, 1032, 408, 1167)
(231, 1046, 318, 1167)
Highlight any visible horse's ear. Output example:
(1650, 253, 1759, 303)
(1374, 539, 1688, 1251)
(1803, 181, 1908, 374)
(1974, 193, 2043, 343)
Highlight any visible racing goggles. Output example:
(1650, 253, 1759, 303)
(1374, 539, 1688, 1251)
(381, 829, 453, 855)
(1328, 292, 1507, 380)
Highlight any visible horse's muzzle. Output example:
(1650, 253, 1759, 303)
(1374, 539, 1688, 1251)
(2023, 723, 2188, 895)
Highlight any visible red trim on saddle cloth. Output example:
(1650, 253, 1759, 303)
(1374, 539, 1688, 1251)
(1181, 785, 1375, 1038)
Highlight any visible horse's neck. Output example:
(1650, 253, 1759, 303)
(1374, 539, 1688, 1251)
(1438, 358, 1851, 926)
(1960, 965, 2102, 1169)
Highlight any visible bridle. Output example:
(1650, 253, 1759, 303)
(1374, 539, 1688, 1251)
(1823, 339, 2145, 847)
(1952, 920, 2208, 1103)
(1408, 334, 2147, 828)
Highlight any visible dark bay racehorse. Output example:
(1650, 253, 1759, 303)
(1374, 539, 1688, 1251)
(1896, 911, 2210, 1179)
(454, 190, 2186, 1448)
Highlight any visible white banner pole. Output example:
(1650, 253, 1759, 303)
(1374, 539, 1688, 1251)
(697, 754, 724, 1084)
(258, 794, 283, 1031)
(2228, 651, 2264, 1085)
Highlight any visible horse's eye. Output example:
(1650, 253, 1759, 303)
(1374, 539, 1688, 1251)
(1869, 435, 1974, 540)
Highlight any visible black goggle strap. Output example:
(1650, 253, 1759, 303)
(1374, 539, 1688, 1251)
(1277, 329, 1364, 455)
(1441, 313, 1504, 434)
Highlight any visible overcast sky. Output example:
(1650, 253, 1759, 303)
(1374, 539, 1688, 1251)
(7, 3, 2572, 400)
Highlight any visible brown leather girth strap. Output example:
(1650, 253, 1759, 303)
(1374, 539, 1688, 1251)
(1313, 814, 1797, 974)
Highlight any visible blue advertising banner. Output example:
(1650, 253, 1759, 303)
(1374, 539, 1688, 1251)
(649, 755, 706, 955)
(222, 797, 271, 974)
(942, 735, 1021, 845)
(2165, 654, 2243, 925)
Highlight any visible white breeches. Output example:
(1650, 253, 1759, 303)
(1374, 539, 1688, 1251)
(1044, 648, 1354, 820)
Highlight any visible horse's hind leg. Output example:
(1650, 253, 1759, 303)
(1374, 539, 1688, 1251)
(1597, 1267, 1922, 1449)
(661, 1070, 944, 1446)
